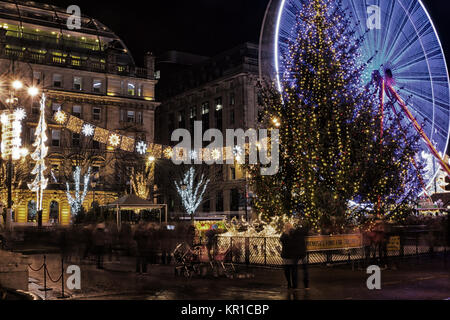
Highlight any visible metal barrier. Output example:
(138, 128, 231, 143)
(215, 230, 449, 268)
(28, 255, 67, 300)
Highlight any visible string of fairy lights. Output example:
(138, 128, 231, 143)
(53, 108, 270, 162)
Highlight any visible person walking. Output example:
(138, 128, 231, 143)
(280, 222, 309, 290)
(134, 223, 150, 274)
(93, 224, 106, 269)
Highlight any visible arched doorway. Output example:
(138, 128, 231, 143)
(28, 200, 37, 223)
(49, 201, 59, 224)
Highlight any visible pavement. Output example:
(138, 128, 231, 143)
(24, 253, 450, 300)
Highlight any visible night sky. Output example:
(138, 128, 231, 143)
(46, 0, 450, 66)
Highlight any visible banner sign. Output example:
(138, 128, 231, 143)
(387, 236, 401, 251)
(305, 234, 362, 251)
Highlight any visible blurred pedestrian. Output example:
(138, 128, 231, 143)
(280, 222, 309, 290)
(134, 223, 149, 274)
(205, 227, 218, 262)
(93, 224, 106, 269)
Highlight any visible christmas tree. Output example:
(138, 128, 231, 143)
(250, 0, 422, 233)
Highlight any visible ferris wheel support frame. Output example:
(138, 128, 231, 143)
(373, 70, 450, 191)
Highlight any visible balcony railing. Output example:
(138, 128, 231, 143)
(0, 46, 150, 79)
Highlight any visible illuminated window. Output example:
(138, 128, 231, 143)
(92, 79, 102, 93)
(127, 83, 135, 95)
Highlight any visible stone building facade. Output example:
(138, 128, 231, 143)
(0, 0, 159, 225)
(155, 43, 260, 218)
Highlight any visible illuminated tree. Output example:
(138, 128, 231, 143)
(175, 167, 210, 220)
(249, 0, 422, 232)
(66, 166, 91, 215)
(27, 94, 48, 211)
(131, 157, 155, 200)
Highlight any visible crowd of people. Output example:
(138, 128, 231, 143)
(57, 222, 193, 272)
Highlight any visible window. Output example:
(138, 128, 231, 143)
(202, 199, 210, 213)
(92, 107, 101, 121)
(137, 84, 143, 97)
(73, 76, 83, 90)
(190, 107, 196, 119)
(178, 111, 185, 129)
(202, 102, 210, 115)
(215, 97, 223, 111)
(137, 112, 143, 125)
(53, 74, 62, 88)
(72, 105, 81, 118)
(127, 83, 135, 95)
(29, 127, 35, 144)
(230, 167, 236, 180)
(72, 133, 80, 147)
(92, 79, 102, 93)
(215, 98, 223, 130)
(230, 188, 240, 211)
(33, 72, 42, 85)
(127, 110, 135, 123)
(52, 130, 60, 147)
(202, 102, 210, 131)
(52, 103, 61, 115)
(230, 92, 235, 106)
(230, 109, 235, 126)
(51, 164, 60, 178)
(216, 191, 223, 212)
(32, 102, 39, 116)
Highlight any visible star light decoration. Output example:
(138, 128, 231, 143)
(54, 109, 67, 124)
(13, 108, 26, 121)
(82, 123, 95, 137)
(136, 141, 147, 155)
(109, 133, 120, 147)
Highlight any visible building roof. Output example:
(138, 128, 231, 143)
(0, 0, 136, 67)
(106, 194, 165, 210)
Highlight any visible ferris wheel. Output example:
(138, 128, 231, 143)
(260, 0, 450, 191)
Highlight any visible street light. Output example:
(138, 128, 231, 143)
(12, 80, 23, 90)
(27, 86, 39, 97)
